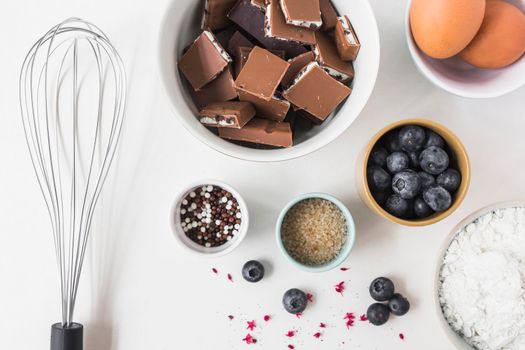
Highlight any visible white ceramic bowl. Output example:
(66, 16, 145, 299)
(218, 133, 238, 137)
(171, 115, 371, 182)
(434, 201, 525, 349)
(405, 0, 525, 99)
(170, 180, 249, 257)
(159, 0, 380, 162)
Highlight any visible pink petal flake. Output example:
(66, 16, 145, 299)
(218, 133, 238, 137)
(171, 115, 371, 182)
(288, 345, 295, 349)
(228, 315, 234, 320)
(212, 267, 218, 274)
(313, 332, 322, 339)
(285, 330, 296, 337)
(319, 322, 327, 328)
(247, 320, 256, 331)
(306, 293, 313, 302)
(295, 313, 302, 319)
(263, 315, 271, 322)
(399, 333, 405, 340)
(227, 273, 233, 282)
(242, 334, 257, 344)
(344, 312, 356, 329)
(335, 281, 345, 295)
(340, 267, 350, 271)
(360, 314, 368, 322)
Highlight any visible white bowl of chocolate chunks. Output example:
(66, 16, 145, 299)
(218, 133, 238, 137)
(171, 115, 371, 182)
(159, 0, 380, 162)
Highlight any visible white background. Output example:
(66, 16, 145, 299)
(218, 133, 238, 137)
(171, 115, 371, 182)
(1, 0, 524, 349)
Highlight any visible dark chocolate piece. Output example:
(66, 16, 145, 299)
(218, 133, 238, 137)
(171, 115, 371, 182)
(202, 0, 238, 31)
(281, 51, 315, 87)
(334, 16, 360, 61)
(219, 118, 293, 147)
(188, 68, 238, 110)
(314, 31, 354, 83)
(319, 0, 338, 31)
(265, 0, 316, 45)
(238, 91, 290, 121)
(227, 31, 254, 56)
(280, 0, 322, 29)
(199, 101, 256, 128)
(215, 27, 237, 50)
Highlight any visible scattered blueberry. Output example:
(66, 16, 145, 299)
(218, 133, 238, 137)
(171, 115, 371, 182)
(419, 146, 449, 175)
(414, 197, 433, 218)
(367, 303, 390, 326)
(418, 171, 436, 189)
(242, 260, 265, 283)
(369, 277, 395, 301)
(372, 191, 390, 206)
(437, 169, 461, 192)
(386, 152, 409, 173)
(423, 185, 452, 212)
(388, 293, 410, 316)
(399, 125, 426, 152)
(392, 170, 421, 199)
(282, 288, 308, 314)
(385, 194, 409, 217)
(425, 130, 445, 148)
(407, 151, 420, 168)
(370, 147, 388, 167)
(367, 166, 391, 191)
(384, 131, 401, 153)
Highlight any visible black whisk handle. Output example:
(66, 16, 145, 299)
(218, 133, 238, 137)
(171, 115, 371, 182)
(51, 323, 83, 350)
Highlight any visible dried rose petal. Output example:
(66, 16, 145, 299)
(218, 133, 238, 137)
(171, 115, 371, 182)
(306, 293, 313, 302)
(247, 320, 256, 331)
(359, 314, 367, 321)
(227, 273, 233, 282)
(313, 332, 321, 339)
(228, 315, 234, 320)
(340, 267, 350, 271)
(288, 345, 295, 349)
(242, 334, 257, 344)
(335, 281, 345, 295)
(285, 330, 295, 337)
(399, 333, 405, 340)
(212, 267, 218, 274)
(344, 312, 356, 329)
(263, 315, 271, 322)
(319, 322, 327, 328)
(295, 313, 302, 319)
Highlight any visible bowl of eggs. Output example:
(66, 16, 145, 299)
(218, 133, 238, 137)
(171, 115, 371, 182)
(405, 0, 525, 98)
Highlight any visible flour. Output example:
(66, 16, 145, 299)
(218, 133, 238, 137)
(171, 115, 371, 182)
(439, 207, 525, 350)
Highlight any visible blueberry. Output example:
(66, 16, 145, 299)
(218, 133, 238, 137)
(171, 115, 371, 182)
(242, 260, 265, 283)
(418, 171, 436, 189)
(399, 125, 426, 152)
(423, 185, 452, 212)
(392, 170, 421, 199)
(384, 131, 401, 153)
(437, 169, 461, 192)
(369, 277, 395, 301)
(367, 303, 390, 326)
(372, 191, 390, 206)
(282, 288, 308, 314)
(385, 194, 409, 217)
(414, 197, 433, 218)
(407, 151, 420, 168)
(419, 146, 449, 175)
(367, 166, 391, 191)
(425, 130, 445, 148)
(388, 293, 410, 316)
(369, 147, 388, 168)
(386, 152, 409, 173)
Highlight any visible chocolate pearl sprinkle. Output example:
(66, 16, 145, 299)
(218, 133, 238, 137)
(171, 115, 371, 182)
(179, 185, 242, 247)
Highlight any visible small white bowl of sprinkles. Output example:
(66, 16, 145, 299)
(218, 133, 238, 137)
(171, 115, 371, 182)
(276, 193, 356, 272)
(171, 180, 249, 257)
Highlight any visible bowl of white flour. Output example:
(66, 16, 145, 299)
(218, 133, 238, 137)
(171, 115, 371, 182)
(437, 203, 525, 350)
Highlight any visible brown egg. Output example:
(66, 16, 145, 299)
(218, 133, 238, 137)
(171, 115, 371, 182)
(460, 0, 525, 69)
(410, 0, 486, 59)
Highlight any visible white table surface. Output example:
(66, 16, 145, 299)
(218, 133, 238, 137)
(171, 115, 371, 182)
(1, 0, 524, 349)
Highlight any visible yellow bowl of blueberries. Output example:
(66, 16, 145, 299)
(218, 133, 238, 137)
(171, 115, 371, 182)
(358, 119, 471, 227)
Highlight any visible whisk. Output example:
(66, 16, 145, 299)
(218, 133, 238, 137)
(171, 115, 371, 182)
(19, 18, 126, 350)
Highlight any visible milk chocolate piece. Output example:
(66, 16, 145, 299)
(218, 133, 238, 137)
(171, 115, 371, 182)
(227, 31, 254, 56)
(199, 101, 256, 128)
(280, 0, 322, 29)
(265, 0, 316, 45)
(228, 0, 307, 57)
(251, 0, 267, 9)
(219, 118, 293, 147)
(179, 31, 232, 90)
(281, 51, 315, 87)
(235, 46, 285, 76)
(235, 46, 290, 100)
(283, 62, 351, 121)
(314, 31, 354, 83)
(202, 0, 238, 31)
(238, 91, 290, 121)
(335, 16, 360, 61)
(189, 68, 238, 110)
(319, 0, 338, 31)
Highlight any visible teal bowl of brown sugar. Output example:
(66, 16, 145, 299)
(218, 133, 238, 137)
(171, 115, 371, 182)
(276, 193, 356, 272)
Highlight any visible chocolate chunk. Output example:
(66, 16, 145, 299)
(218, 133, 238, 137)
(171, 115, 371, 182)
(235, 46, 285, 77)
(281, 51, 315, 87)
(313, 31, 354, 83)
(280, 0, 322, 29)
(215, 27, 237, 50)
(228, 0, 307, 57)
(238, 91, 290, 121)
(202, 0, 238, 31)
(251, 0, 267, 9)
(283, 62, 351, 121)
(334, 16, 360, 61)
(235, 46, 290, 101)
(227, 31, 254, 56)
(265, 0, 316, 45)
(319, 0, 338, 31)
(199, 101, 256, 128)
(178, 31, 232, 90)
(219, 118, 293, 147)
(188, 68, 238, 110)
